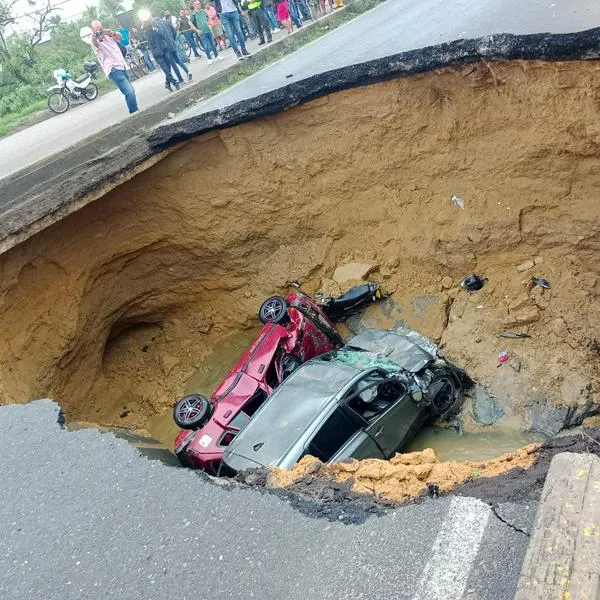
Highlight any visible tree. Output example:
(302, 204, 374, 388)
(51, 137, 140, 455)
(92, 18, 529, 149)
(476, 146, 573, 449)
(98, 0, 124, 26)
(0, 0, 94, 118)
(0, 0, 61, 74)
(81, 4, 99, 24)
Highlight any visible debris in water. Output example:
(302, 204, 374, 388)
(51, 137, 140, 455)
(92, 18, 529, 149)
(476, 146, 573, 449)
(531, 276, 551, 289)
(285, 73, 293, 78)
(459, 274, 486, 292)
(451, 194, 465, 209)
(500, 331, 531, 339)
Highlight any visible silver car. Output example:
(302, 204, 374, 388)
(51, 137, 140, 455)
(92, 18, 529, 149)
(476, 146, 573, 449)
(222, 327, 468, 473)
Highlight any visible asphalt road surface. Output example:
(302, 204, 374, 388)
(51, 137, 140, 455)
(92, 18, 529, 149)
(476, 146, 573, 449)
(172, 0, 600, 120)
(2, 0, 600, 179)
(0, 400, 534, 600)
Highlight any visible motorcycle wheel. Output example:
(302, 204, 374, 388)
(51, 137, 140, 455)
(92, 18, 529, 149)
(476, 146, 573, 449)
(83, 83, 98, 101)
(47, 91, 70, 114)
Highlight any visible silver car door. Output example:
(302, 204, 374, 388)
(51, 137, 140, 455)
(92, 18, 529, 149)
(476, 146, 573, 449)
(364, 392, 427, 458)
(329, 429, 385, 462)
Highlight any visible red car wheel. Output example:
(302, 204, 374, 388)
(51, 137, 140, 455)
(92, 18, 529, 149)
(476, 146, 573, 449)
(259, 296, 290, 325)
(173, 394, 214, 430)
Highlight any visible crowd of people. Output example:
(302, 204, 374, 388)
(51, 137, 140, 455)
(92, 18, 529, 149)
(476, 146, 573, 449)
(91, 0, 346, 112)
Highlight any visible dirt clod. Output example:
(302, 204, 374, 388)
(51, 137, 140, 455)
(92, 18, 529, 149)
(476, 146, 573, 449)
(268, 445, 539, 503)
(516, 260, 535, 273)
(332, 262, 376, 284)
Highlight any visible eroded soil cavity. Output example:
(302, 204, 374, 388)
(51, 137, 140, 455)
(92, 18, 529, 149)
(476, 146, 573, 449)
(0, 60, 598, 434)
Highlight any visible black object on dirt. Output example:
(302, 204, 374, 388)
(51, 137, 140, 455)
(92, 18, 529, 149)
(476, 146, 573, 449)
(459, 274, 487, 292)
(318, 282, 383, 321)
(531, 276, 551, 289)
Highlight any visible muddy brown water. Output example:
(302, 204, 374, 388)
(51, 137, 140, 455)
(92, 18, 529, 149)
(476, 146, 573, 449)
(145, 327, 261, 448)
(406, 425, 544, 462)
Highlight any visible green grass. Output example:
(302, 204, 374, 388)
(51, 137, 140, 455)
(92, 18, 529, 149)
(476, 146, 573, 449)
(468, 468, 482, 479)
(0, 0, 385, 139)
(0, 77, 114, 139)
(0, 100, 48, 137)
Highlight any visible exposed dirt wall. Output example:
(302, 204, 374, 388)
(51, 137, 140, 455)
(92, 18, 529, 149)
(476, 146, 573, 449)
(0, 60, 598, 429)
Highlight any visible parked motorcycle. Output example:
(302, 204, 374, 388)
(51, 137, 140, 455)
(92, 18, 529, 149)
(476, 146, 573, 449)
(46, 61, 99, 114)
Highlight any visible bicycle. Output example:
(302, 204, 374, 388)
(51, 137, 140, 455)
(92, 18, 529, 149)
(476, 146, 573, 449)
(182, 38, 192, 59)
(125, 48, 147, 81)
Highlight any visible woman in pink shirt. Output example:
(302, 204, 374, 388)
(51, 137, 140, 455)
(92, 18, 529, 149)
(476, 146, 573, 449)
(204, 2, 227, 50)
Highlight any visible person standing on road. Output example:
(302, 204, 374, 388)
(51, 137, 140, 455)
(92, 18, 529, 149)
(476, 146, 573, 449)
(155, 16, 193, 82)
(143, 18, 183, 91)
(131, 26, 156, 71)
(275, 0, 292, 33)
(247, 0, 271, 45)
(214, 0, 251, 60)
(205, 1, 227, 49)
(262, 0, 279, 31)
(288, 0, 303, 29)
(90, 20, 138, 114)
(178, 8, 202, 58)
(191, 1, 223, 63)
(164, 10, 190, 64)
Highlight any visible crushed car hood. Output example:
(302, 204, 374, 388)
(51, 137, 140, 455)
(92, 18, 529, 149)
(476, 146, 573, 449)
(345, 327, 438, 372)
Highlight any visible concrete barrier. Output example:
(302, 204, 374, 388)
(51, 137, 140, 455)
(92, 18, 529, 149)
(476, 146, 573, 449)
(514, 452, 600, 599)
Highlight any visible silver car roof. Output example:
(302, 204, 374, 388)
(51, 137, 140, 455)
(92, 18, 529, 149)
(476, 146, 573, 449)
(223, 360, 361, 468)
(345, 327, 438, 372)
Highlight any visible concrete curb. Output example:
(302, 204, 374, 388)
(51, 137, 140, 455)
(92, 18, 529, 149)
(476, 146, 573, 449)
(514, 452, 600, 599)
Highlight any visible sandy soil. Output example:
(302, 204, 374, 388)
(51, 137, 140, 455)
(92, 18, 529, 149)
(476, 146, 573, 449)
(0, 60, 597, 430)
(268, 445, 539, 503)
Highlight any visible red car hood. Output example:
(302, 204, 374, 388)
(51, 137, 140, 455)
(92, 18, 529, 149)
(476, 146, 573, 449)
(213, 322, 292, 402)
(211, 372, 261, 429)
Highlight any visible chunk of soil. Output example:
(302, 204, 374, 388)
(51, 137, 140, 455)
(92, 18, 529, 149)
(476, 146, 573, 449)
(266, 445, 539, 504)
(252, 428, 600, 510)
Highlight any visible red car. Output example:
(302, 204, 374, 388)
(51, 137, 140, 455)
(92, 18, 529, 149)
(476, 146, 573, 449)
(172, 284, 381, 472)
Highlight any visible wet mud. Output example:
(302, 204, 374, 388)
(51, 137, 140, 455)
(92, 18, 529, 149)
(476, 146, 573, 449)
(455, 426, 600, 504)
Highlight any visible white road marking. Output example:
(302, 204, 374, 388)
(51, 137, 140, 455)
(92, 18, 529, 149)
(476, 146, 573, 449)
(413, 497, 490, 600)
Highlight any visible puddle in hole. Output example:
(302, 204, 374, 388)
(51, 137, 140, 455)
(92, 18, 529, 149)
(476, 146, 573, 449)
(146, 326, 261, 449)
(406, 425, 544, 462)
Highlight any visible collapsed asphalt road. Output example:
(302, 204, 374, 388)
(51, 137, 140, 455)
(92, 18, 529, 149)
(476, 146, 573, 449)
(1, 400, 532, 600)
